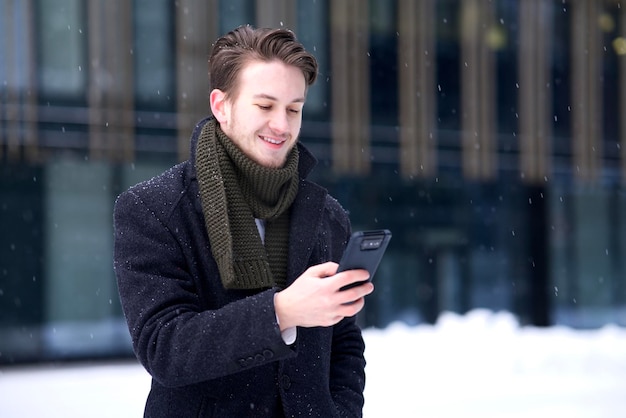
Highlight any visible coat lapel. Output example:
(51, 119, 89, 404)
(287, 178, 327, 283)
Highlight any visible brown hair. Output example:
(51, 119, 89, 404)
(208, 25, 318, 100)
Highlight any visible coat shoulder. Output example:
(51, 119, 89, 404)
(115, 162, 191, 222)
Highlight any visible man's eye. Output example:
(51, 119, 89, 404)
(289, 108, 301, 114)
(258, 105, 271, 110)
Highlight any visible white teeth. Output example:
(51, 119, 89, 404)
(261, 136, 282, 145)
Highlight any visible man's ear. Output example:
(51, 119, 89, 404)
(209, 89, 228, 124)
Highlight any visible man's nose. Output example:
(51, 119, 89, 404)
(268, 111, 289, 134)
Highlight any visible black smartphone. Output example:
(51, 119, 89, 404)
(336, 229, 392, 290)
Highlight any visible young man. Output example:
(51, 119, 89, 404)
(114, 26, 373, 417)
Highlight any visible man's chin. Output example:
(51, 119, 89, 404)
(263, 158, 287, 169)
(259, 148, 293, 169)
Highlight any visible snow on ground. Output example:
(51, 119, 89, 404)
(1, 309, 625, 417)
(363, 310, 626, 417)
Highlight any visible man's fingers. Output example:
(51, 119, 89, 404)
(333, 269, 370, 288)
(306, 261, 339, 278)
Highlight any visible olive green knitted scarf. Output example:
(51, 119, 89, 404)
(195, 119, 299, 290)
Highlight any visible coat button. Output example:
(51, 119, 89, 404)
(238, 356, 254, 368)
(281, 374, 291, 390)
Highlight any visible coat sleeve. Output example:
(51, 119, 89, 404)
(331, 317, 366, 417)
(113, 188, 295, 387)
(326, 198, 367, 417)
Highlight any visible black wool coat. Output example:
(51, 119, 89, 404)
(113, 118, 366, 417)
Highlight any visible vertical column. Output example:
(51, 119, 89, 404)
(109, 1, 134, 163)
(256, 0, 296, 29)
(518, 0, 553, 326)
(518, 0, 552, 183)
(22, 0, 38, 163)
(330, 0, 370, 175)
(87, 1, 134, 162)
(175, 0, 218, 161)
(610, 2, 626, 315)
(620, 5, 626, 184)
(460, 0, 497, 180)
(2, 0, 20, 161)
(571, 0, 602, 182)
(0, 1, 5, 160)
(1, 1, 10, 159)
(2, 0, 39, 162)
(397, 0, 437, 179)
(87, 1, 104, 159)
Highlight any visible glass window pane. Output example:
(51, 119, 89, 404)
(134, 0, 175, 110)
(38, 0, 85, 98)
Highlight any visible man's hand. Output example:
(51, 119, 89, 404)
(274, 262, 374, 330)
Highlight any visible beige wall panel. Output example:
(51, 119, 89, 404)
(87, 1, 135, 162)
(176, 0, 218, 161)
(398, 0, 437, 179)
(330, 0, 370, 175)
(460, 0, 497, 180)
(256, 0, 296, 29)
(518, 0, 552, 183)
(571, 0, 603, 182)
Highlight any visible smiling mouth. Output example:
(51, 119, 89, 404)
(260, 135, 285, 145)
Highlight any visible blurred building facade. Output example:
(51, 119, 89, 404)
(1, 0, 625, 364)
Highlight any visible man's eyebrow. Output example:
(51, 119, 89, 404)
(253, 93, 306, 103)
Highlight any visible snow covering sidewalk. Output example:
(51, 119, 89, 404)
(1, 310, 626, 417)
(364, 310, 626, 417)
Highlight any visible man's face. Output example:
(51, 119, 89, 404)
(212, 60, 307, 168)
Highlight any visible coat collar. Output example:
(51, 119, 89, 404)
(287, 177, 328, 282)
